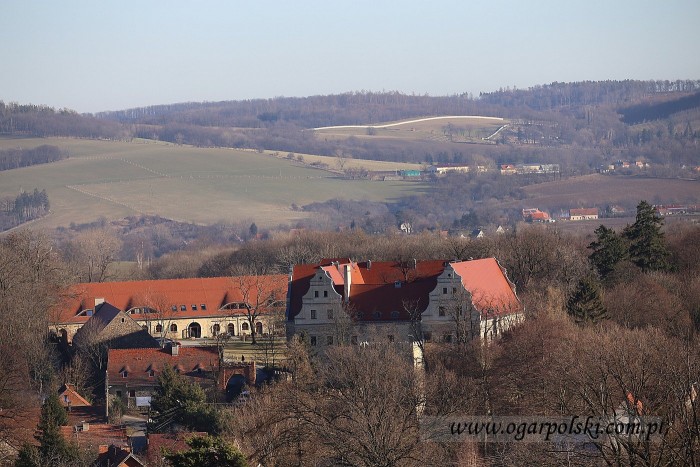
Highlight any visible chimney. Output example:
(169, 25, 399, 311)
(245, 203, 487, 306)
(98, 445, 109, 455)
(170, 342, 180, 356)
(82, 422, 90, 432)
(413, 258, 417, 269)
(95, 297, 105, 307)
(343, 264, 352, 301)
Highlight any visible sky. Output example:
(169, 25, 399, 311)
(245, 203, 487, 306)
(2, 0, 699, 114)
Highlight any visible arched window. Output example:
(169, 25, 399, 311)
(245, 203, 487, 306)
(241, 322, 249, 331)
(213, 324, 220, 336)
(155, 324, 163, 333)
(170, 323, 178, 332)
(255, 322, 263, 334)
(228, 323, 235, 336)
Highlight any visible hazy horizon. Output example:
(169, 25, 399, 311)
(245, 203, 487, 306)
(2, 0, 700, 114)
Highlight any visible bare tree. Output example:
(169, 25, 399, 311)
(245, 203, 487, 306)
(64, 228, 122, 283)
(235, 275, 286, 345)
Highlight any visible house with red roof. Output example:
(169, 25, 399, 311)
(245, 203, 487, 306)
(106, 345, 255, 414)
(286, 258, 523, 348)
(569, 208, 599, 221)
(50, 275, 287, 343)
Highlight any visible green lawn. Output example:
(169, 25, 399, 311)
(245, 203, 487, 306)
(0, 137, 426, 229)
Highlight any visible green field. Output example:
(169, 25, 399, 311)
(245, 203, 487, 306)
(0, 137, 426, 230)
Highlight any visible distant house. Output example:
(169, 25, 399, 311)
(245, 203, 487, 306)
(429, 164, 471, 175)
(471, 229, 485, 239)
(500, 164, 517, 175)
(58, 383, 91, 409)
(522, 208, 553, 223)
(569, 208, 599, 221)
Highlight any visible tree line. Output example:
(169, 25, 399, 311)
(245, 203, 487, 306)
(0, 145, 66, 171)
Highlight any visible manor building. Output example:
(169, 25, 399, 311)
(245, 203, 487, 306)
(50, 275, 287, 343)
(286, 258, 523, 347)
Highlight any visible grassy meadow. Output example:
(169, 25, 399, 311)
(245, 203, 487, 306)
(0, 137, 425, 230)
(313, 116, 507, 143)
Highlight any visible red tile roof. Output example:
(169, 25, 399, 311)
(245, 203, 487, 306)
(51, 275, 287, 325)
(450, 258, 522, 315)
(107, 347, 220, 387)
(61, 423, 129, 451)
(569, 208, 598, 217)
(58, 383, 91, 407)
(289, 258, 521, 321)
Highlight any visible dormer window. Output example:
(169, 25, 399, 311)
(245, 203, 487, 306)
(148, 370, 155, 377)
(391, 310, 399, 319)
(86, 310, 93, 317)
(201, 304, 207, 310)
(180, 305, 186, 311)
(171, 305, 177, 312)
(192, 304, 197, 311)
(373, 311, 381, 319)
(121, 371, 128, 378)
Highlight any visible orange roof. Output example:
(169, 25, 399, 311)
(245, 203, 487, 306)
(450, 258, 522, 315)
(61, 423, 128, 450)
(530, 211, 550, 220)
(570, 208, 598, 216)
(290, 259, 523, 320)
(51, 275, 287, 325)
(58, 383, 91, 407)
(107, 347, 220, 387)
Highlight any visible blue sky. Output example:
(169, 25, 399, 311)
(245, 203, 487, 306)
(2, 0, 699, 113)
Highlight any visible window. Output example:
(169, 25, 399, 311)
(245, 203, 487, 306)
(387, 335, 395, 343)
(438, 306, 446, 317)
(180, 305, 186, 311)
(373, 311, 381, 319)
(201, 304, 207, 310)
(171, 305, 177, 312)
(129, 390, 135, 398)
(442, 287, 448, 294)
(327, 309, 334, 320)
(326, 335, 334, 346)
(314, 291, 319, 298)
(423, 332, 432, 342)
(142, 325, 148, 331)
(452, 287, 457, 294)
(310, 336, 317, 346)
(242, 322, 249, 331)
(170, 323, 178, 332)
(310, 309, 317, 319)
(213, 324, 220, 335)
(122, 371, 128, 378)
(391, 310, 399, 319)
(155, 324, 163, 333)
(121, 317, 125, 323)
(192, 304, 197, 311)
(86, 310, 93, 317)
(228, 323, 235, 335)
(323, 290, 328, 298)
(148, 370, 155, 378)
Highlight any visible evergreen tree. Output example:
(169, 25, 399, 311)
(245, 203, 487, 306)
(588, 225, 628, 279)
(249, 222, 258, 237)
(34, 394, 78, 466)
(624, 201, 671, 272)
(566, 276, 608, 325)
(165, 435, 246, 467)
(149, 366, 222, 434)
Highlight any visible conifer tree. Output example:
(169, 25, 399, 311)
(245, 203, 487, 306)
(588, 225, 627, 279)
(566, 276, 608, 325)
(624, 201, 670, 272)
